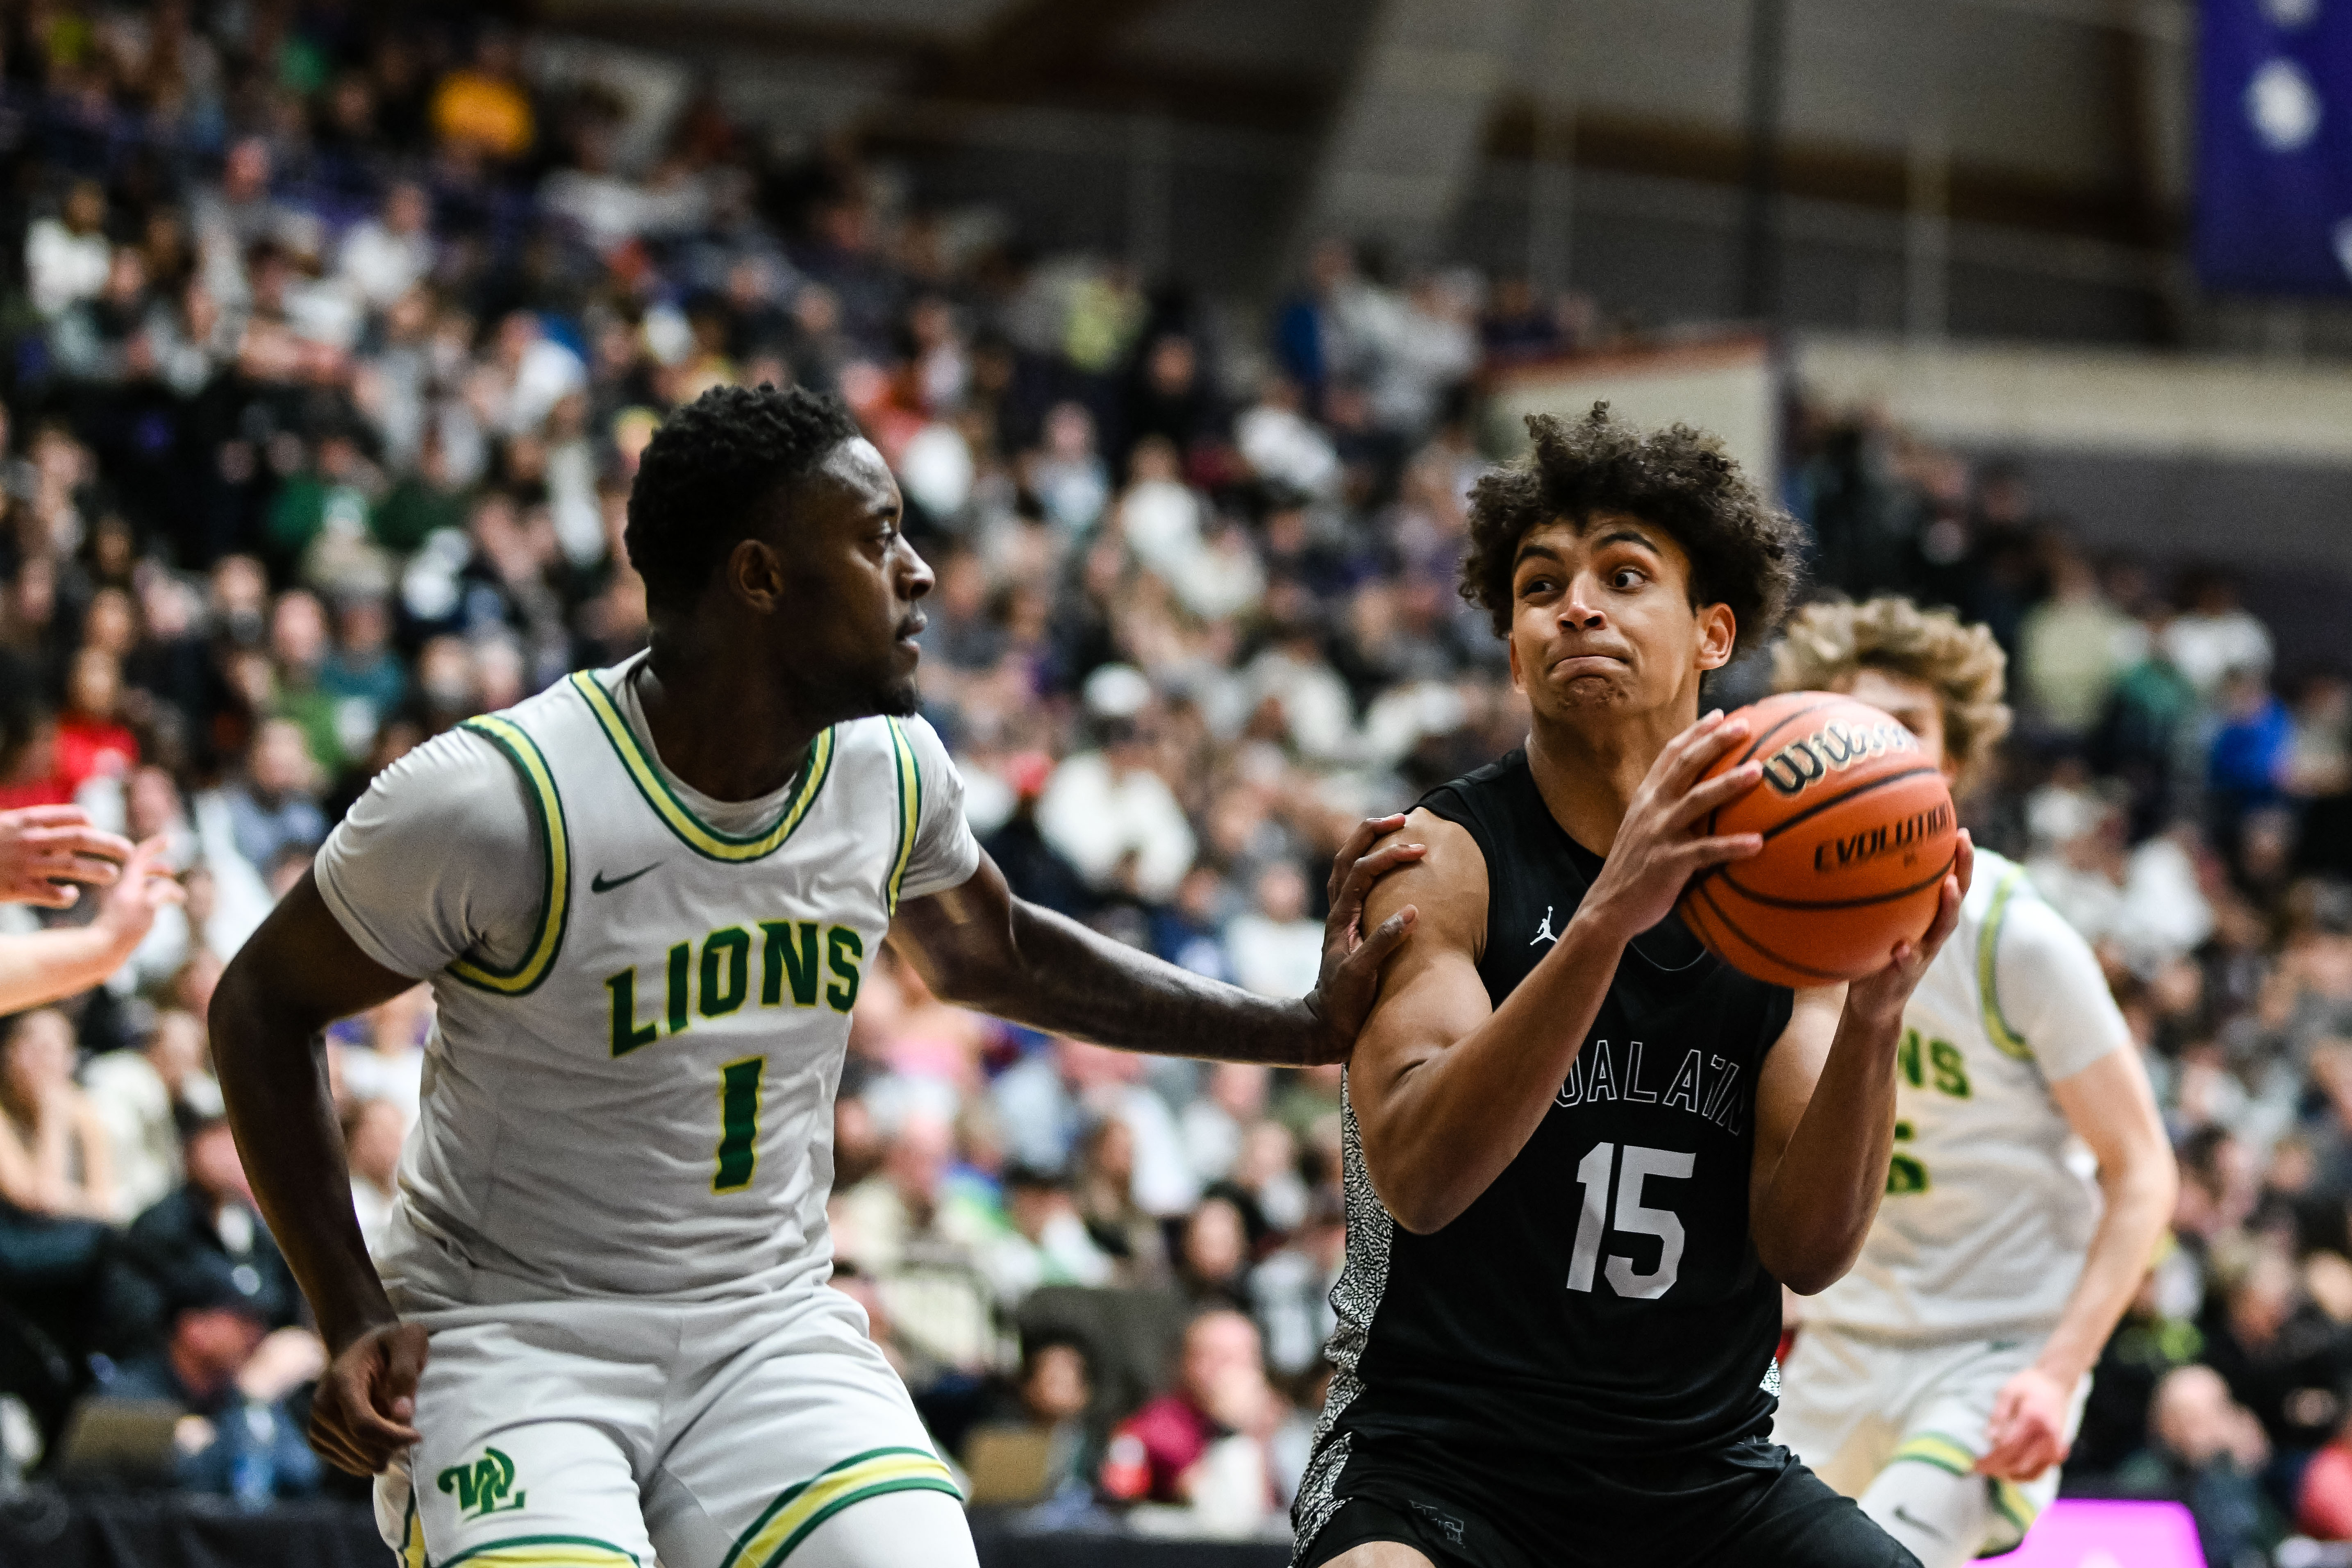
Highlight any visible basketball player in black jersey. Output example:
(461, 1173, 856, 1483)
(1292, 406, 1973, 1568)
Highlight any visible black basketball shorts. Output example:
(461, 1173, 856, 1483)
(1295, 1430, 1923, 1568)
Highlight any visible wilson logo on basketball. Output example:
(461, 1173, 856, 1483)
(1679, 691, 1957, 989)
(1758, 720, 1918, 798)
(1812, 801, 1954, 874)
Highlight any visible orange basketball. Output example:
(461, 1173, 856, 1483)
(1677, 691, 1958, 989)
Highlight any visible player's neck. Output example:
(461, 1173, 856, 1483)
(1525, 698, 1698, 856)
(634, 641, 822, 803)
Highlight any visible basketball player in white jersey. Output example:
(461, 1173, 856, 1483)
(1768, 597, 2177, 1565)
(208, 385, 1425, 1568)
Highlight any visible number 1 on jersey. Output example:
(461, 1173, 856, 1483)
(715, 1057, 765, 1192)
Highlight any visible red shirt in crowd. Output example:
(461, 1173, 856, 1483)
(1099, 1393, 1219, 1504)
(2300, 1441, 2352, 1540)
(55, 715, 136, 793)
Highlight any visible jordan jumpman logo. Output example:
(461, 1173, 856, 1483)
(1531, 905, 1557, 945)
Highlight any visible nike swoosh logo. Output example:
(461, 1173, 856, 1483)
(1892, 1505, 1946, 1541)
(591, 863, 660, 894)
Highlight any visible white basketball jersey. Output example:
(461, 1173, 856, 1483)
(376, 659, 934, 1304)
(1803, 849, 2110, 1342)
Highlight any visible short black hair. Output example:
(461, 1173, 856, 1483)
(624, 383, 863, 616)
(1461, 402, 1805, 657)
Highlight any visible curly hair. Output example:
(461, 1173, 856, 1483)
(1772, 595, 2013, 789)
(625, 382, 863, 616)
(1461, 403, 1806, 656)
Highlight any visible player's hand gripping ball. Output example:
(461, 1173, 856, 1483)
(1678, 691, 1958, 989)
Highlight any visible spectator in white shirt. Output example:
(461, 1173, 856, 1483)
(1236, 374, 1340, 500)
(82, 1008, 218, 1220)
(1036, 668, 1197, 904)
(27, 181, 112, 321)
(1227, 862, 1325, 999)
(337, 182, 434, 310)
(2164, 573, 2274, 699)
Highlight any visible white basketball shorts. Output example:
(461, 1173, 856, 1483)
(1773, 1324, 2089, 1565)
(373, 1282, 962, 1568)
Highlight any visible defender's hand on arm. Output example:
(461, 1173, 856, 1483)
(1298, 812, 1426, 1064)
(889, 817, 1423, 1067)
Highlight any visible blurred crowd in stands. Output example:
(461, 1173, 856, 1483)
(1, 2, 2351, 1561)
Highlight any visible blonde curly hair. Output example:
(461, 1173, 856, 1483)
(1771, 596, 2013, 790)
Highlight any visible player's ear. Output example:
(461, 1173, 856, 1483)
(1696, 603, 1736, 670)
(1506, 629, 1525, 694)
(728, 536, 786, 611)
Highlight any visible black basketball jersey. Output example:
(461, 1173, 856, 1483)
(1297, 748, 1797, 1533)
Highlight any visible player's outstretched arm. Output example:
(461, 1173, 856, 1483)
(0, 835, 183, 1013)
(210, 870, 429, 1475)
(887, 814, 1423, 1067)
(0, 804, 132, 906)
(1750, 834, 1973, 1295)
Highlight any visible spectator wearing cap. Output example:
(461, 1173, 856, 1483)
(125, 1116, 300, 1332)
(89, 1266, 325, 1502)
(1036, 666, 1196, 904)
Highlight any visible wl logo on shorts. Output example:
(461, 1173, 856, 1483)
(438, 1446, 527, 1520)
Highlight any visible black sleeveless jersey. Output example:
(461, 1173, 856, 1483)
(1298, 748, 1797, 1526)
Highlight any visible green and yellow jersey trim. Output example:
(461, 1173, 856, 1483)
(719, 1446, 960, 1568)
(571, 670, 835, 864)
(1988, 1477, 2041, 1545)
(1977, 862, 2034, 1061)
(400, 1494, 427, 1568)
(1888, 1429, 1979, 1478)
(884, 717, 921, 915)
(437, 1534, 643, 1568)
(447, 715, 570, 996)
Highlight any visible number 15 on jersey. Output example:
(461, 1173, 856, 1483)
(1569, 1142, 1693, 1300)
